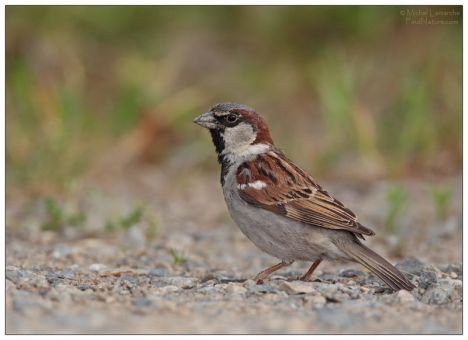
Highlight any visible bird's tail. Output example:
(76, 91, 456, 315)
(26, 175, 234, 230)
(336, 238, 415, 291)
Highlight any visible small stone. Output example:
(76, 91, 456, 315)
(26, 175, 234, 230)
(133, 297, 152, 307)
(421, 287, 449, 305)
(242, 279, 256, 288)
(149, 268, 169, 277)
(6, 268, 20, 284)
(304, 294, 327, 307)
(47, 284, 74, 302)
(312, 282, 351, 302)
(396, 290, 415, 303)
(279, 281, 316, 295)
(343, 285, 360, 299)
(78, 284, 95, 292)
(247, 283, 276, 294)
(158, 285, 180, 294)
(89, 263, 107, 272)
(420, 278, 461, 305)
(442, 279, 463, 301)
(442, 263, 462, 278)
(426, 265, 444, 278)
(419, 271, 437, 289)
(160, 277, 198, 289)
(360, 286, 370, 293)
(60, 271, 76, 280)
(119, 275, 140, 287)
(225, 283, 247, 295)
(198, 285, 224, 294)
(6, 267, 36, 285)
(118, 289, 131, 296)
(45, 272, 72, 286)
(339, 269, 364, 278)
(396, 258, 425, 275)
(450, 272, 458, 279)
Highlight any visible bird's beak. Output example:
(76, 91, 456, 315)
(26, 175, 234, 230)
(193, 112, 217, 129)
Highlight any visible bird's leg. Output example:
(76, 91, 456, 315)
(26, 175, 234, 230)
(300, 259, 322, 282)
(254, 260, 294, 284)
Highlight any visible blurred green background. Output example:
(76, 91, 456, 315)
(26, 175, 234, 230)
(6, 6, 462, 194)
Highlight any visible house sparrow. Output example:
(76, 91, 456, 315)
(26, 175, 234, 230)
(194, 103, 415, 291)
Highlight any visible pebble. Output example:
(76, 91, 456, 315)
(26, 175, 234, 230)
(419, 271, 437, 289)
(119, 275, 140, 288)
(396, 258, 425, 275)
(48, 285, 74, 302)
(421, 278, 462, 305)
(339, 269, 364, 278)
(45, 271, 75, 286)
(304, 294, 327, 307)
(6, 267, 36, 285)
(396, 290, 415, 303)
(148, 268, 169, 277)
(360, 286, 370, 293)
(247, 283, 276, 294)
(156, 277, 198, 289)
(443, 279, 462, 300)
(198, 285, 224, 294)
(312, 282, 353, 302)
(279, 281, 316, 295)
(158, 285, 180, 294)
(89, 263, 107, 272)
(443, 263, 462, 278)
(242, 279, 257, 289)
(78, 284, 95, 291)
(225, 283, 247, 295)
(421, 286, 450, 305)
(132, 297, 152, 307)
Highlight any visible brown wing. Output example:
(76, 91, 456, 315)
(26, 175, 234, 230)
(236, 150, 375, 238)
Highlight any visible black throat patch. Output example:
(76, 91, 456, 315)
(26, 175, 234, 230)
(210, 129, 230, 186)
(209, 129, 225, 157)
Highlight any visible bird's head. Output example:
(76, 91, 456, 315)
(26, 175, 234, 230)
(194, 103, 274, 162)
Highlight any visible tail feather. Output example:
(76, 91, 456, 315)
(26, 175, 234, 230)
(337, 239, 415, 291)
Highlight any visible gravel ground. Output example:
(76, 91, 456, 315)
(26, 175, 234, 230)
(6, 166, 462, 334)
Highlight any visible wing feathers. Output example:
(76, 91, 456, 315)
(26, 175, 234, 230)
(236, 150, 375, 237)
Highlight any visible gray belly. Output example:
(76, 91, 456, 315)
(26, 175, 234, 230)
(224, 187, 350, 262)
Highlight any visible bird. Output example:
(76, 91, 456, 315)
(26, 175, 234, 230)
(194, 102, 415, 291)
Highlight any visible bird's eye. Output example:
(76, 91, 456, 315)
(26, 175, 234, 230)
(225, 114, 238, 124)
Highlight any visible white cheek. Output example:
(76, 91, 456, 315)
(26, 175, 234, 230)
(222, 123, 256, 150)
(221, 123, 271, 163)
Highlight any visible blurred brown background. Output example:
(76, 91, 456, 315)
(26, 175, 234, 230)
(7, 6, 461, 190)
